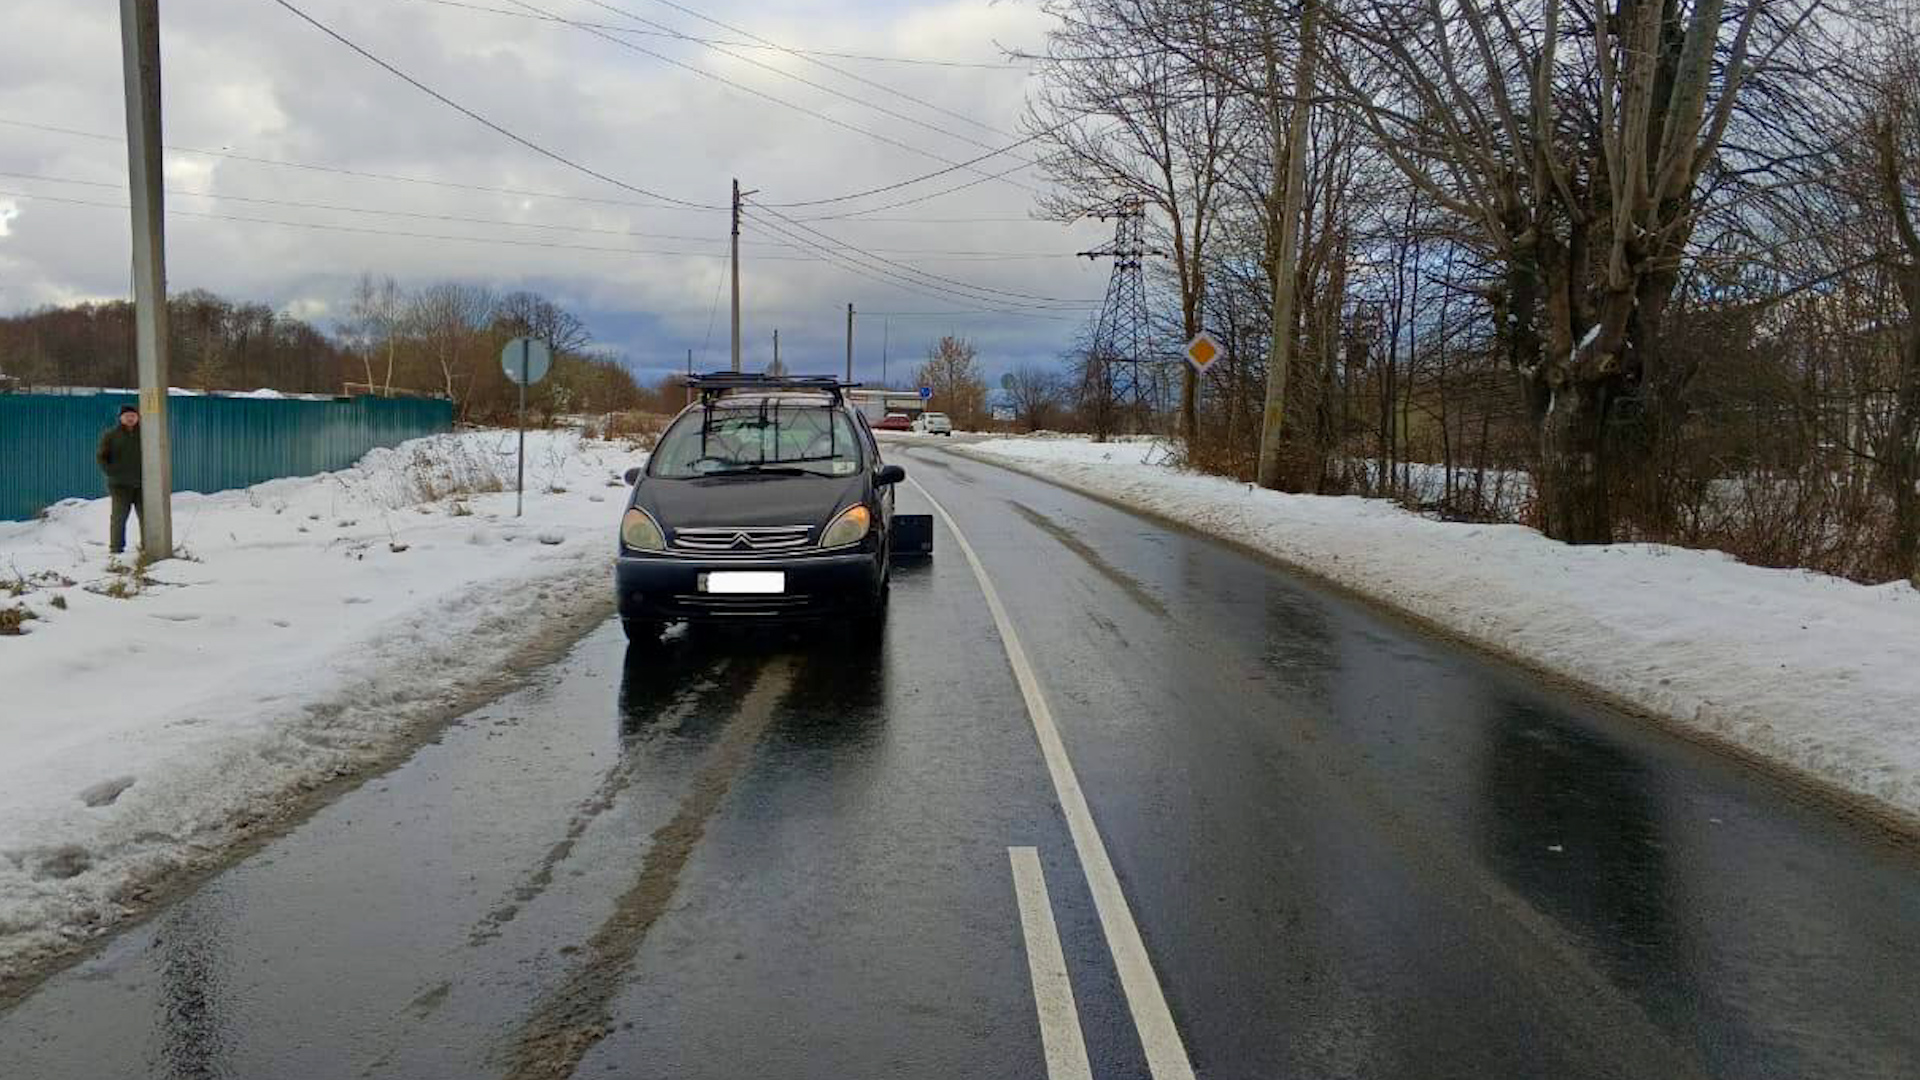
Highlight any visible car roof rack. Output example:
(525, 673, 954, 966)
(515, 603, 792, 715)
(686, 372, 860, 405)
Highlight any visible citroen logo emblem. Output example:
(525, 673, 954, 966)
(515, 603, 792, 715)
(730, 533, 754, 549)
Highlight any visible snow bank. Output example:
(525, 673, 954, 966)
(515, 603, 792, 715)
(0, 430, 644, 981)
(958, 437, 1920, 825)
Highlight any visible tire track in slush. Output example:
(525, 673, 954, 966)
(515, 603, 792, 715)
(467, 657, 746, 947)
(502, 654, 798, 1080)
(1005, 501, 1169, 619)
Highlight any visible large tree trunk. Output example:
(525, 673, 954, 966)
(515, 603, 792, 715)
(1537, 377, 1616, 544)
(1255, 0, 1318, 492)
(1890, 310, 1920, 580)
(1181, 356, 1199, 447)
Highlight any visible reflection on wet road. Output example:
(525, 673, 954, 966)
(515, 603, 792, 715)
(1, 445, 1917, 1080)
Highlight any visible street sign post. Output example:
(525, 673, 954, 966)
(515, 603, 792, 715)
(502, 337, 553, 518)
(919, 386, 934, 401)
(1184, 331, 1224, 374)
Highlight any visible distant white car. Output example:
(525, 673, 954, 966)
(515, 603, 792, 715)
(911, 412, 953, 436)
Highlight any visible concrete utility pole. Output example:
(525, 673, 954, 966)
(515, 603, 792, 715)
(685, 348, 693, 405)
(731, 179, 742, 372)
(1255, 0, 1319, 492)
(120, 0, 173, 558)
(882, 318, 890, 385)
(845, 303, 855, 383)
(772, 328, 781, 374)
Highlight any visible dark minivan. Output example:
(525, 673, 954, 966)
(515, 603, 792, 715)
(615, 374, 920, 643)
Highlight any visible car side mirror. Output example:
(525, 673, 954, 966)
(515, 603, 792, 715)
(875, 465, 906, 487)
(624, 467, 643, 486)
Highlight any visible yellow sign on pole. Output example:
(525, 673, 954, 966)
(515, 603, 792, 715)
(1184, 331, 1223, 373)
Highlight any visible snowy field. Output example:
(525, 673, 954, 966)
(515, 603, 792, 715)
(0, 430, 644, 980)
(958, 437, 1920, 826)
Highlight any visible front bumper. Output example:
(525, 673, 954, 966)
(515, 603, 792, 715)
(615, 550, 883, 622)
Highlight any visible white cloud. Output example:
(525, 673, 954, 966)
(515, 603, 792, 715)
(0, 0, 1105, 381)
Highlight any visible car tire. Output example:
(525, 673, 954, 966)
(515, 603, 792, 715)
(622, 618, 666, 647)
(854, 577, 890, 639)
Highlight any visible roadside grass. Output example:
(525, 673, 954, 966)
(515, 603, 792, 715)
(88, 554, 159, 600)
(0, 604, 36, 635)
(596, 411, 669, 452)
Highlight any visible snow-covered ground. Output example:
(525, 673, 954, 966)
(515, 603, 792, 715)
(957, 437, 1920, 826)
(0, 430, 644, 980)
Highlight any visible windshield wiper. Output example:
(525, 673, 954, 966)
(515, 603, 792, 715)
(701, 464, 815, 477)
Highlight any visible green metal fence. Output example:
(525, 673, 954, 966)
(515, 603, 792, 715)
(0, 393, 453, 521)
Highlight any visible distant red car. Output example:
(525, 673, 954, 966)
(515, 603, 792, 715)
(874, 413, 913, 431)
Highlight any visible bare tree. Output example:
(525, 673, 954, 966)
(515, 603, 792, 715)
(1025, 0, 1251, 450)
(493, 290, 592, 355)
(915, 336, 990, 429)
(1863, 8, 1920, 579)
(1325, 0, 1833, 542)
(346, 273, 404, 396)
(1004, 364, 1064, 431)
(408, 283, 495, 418)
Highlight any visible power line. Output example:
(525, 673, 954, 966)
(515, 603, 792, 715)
(741, 207, 1091, 315)
(264, 0, 722, 209)
(598, 0, 1016, 138)
(750, 203, 1099, 306)
(0, 170, 721, 241)
(740, 209, 1067, 314)
(762, 132, 1056, 211)
(396, 0, 1027, 69)
(572, 0, 1020, 149)
(1, 117, 1072, 225)
(0, 116, 700, 212)
(0, 187, 767, 259)
(0, 184, 1079, 271)
(786, 157, 1043, 218)
(0, 169, 1079, 258)
(775, 120, 1126, 217)
(499, 0, 1050, 202)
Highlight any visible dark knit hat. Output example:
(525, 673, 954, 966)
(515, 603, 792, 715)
(119, 404, 139, 416)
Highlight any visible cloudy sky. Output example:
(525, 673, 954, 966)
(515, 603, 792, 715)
(0, 0, 1111, 385)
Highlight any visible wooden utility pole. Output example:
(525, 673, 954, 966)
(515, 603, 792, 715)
(120, 0, 173, 557)
(1255, 0, 1318, 491)
(845, 303, 855, 383)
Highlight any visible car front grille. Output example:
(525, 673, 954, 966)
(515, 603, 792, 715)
(669, 524, 815, 556)
(669, 594, 815, 616)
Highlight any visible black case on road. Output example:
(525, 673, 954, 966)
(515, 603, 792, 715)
(893, 514, 934, 556)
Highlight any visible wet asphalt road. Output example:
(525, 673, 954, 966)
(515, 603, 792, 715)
(3, 444, 1919, 1080)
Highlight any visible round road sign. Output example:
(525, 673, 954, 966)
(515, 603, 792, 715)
(502, 337, 553, 386)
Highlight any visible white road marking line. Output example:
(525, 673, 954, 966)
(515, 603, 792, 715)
(911, 478, 1198, 1080)
(1009, 847, 1095, 1080)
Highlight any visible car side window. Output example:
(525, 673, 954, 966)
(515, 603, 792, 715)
(854, 409, 882, 463)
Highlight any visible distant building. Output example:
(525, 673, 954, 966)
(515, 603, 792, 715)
(845, 388, 926, 423)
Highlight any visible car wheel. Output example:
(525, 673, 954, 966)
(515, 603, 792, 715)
(622, 617, 666, 646)
(854, 577, 890, 638)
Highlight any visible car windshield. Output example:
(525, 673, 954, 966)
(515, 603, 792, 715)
(649, 399, 864, 479)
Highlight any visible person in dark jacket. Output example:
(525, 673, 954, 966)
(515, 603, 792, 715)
(97, 404, 144, 555)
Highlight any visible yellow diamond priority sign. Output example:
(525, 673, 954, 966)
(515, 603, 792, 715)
(1184, 330, 1223, 373)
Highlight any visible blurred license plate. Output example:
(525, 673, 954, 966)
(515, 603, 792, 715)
(702, 571, 786, 594)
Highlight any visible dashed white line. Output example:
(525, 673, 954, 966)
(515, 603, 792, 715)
(911, 478, 1198, 1080)
(1009, 847, 1095, 1080)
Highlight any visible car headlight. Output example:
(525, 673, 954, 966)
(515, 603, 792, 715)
(620, 508, 666, 552)
(820, 504, 872, 548)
